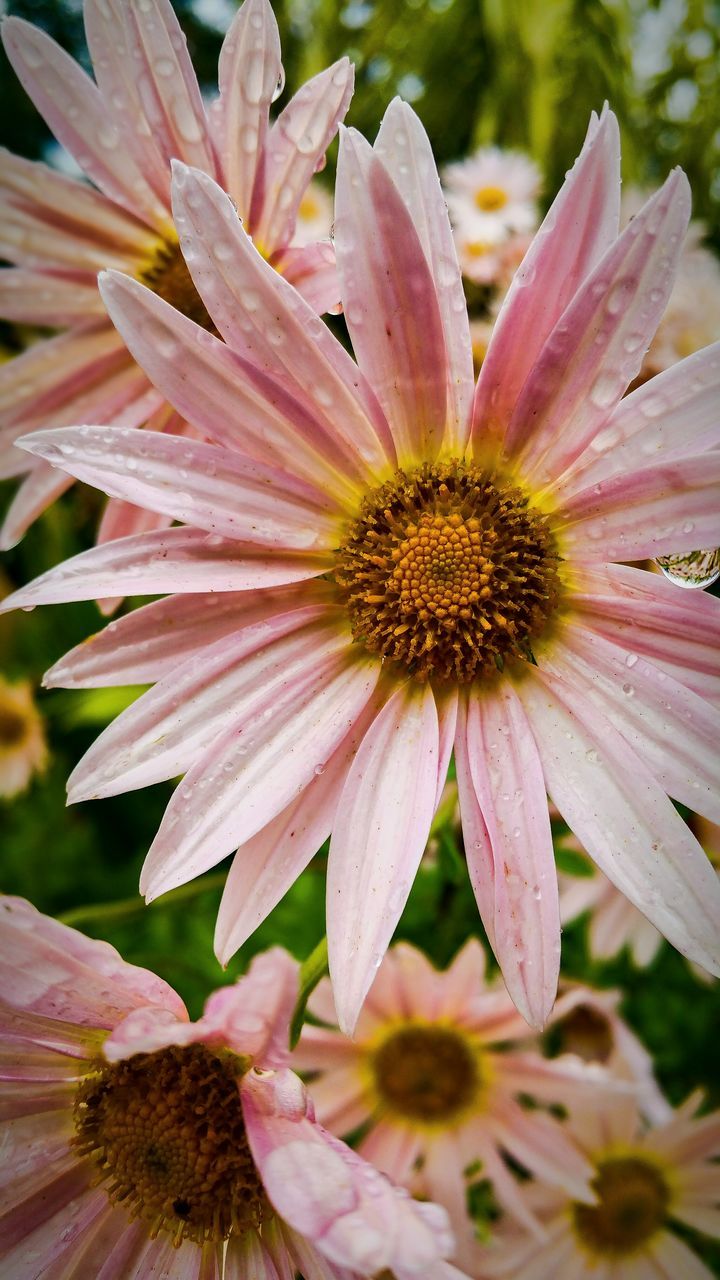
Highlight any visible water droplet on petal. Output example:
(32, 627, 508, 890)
(656, 547, 720, 590)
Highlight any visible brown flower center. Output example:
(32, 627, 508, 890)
(552, 1004, 614, 1064)
(0, 706, 27, 747)
(573, 1156, 671, 1258)
(73, 1044, 270, 1245)
(372, 1025, 480, 1122)
(334, 462, 561, 682)
(474, 185, 508, 212)
(139, 239, 217, 332)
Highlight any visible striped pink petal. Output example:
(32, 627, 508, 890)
(0, 528, 325, 611)
(327, 682, 439, 1034)
(254, 58, 354, 255)
(140, 646, 379, 900)
(1, 17, 165, 229)
(375, 98, 474, 454)
(472, 105, 620, 451)
(518, 670, 720, 978)
(463, 683, 560, 1028)
(513, 168, 691, 483)
(19, 426, 342, 552)
(0, 464, 73, 552)
(335, 125, 448, 466)
(0, 268, 105, 326)
(215, 0, 282, 222)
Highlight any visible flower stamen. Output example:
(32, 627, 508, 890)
(372, 1025, 481, 1122)
(573, 1156, 671, 1257)
(139, 239, 217, 333)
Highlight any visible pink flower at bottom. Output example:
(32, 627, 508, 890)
(476, 1095, 720, 1280)
(294, 941, 639, 1271)
(0, 897, 464, 1280)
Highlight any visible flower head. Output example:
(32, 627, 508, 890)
(4, 102, 720, 1038)
(294, 940, 638, 1271)
(0, 896, 463, 1279)
(0, 0, 353, 548)
(442, 148, 539, 287)
(0, 675, 47, 797)
(476, 1094, 720, 1278)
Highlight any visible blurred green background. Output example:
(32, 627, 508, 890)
(1, 11, 719, 1260)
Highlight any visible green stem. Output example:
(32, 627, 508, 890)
(57, 873, 227, 927)
(289, 935, 329, 1048)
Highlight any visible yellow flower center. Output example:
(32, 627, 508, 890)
(371, 1025, 481, 1123)
(0, 706, 27, 747)
(139, 239, 217, 333)
(298, 192, 321, 221)
(474, 185, 508, 213)
(334, 462, 561, 683)
(573, 1156, 671, 1258)
(73, 1044, 269, 1245)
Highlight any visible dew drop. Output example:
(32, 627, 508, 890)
(656, 547, 720, 590)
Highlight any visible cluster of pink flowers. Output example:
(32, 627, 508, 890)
(1, 0, 719, 1275)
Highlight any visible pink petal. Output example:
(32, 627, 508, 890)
(140, 645, 379, 899)
(434, 685, 458, 810)
(472, 106, 620, 452)
(539, 623, 720, 822)
(335, 126, 448, 466)
(214, 688, 385, 963)
(0, 463, 73, 552)
(1, 18, 166, 229)
(0, 528, 326, 611)
(215, 0, 281, 222)
(514, 169, 691, 483)
(439, 938, 487, 1021)
(0, 146, 153, 270)
(463, 684, 560, 1028)
(242, 1068, 454, 1277)
(67, 606, 346, 801)
(275, 240, 341, 315)
(572, 562, 720, 703)
(169, 163, 396, 477)
(192, 947, 298, 1069)
(0, 896, 185, 1027)
(98, 270, 365, 507)
(0, 268, 105, 326)
(454, 696, 496, 951)
(96, 496, 172, 548)
(86, 0, 218, 205)
(19, 426, 342, 551)
(327, 682, 439, 1034)
(374, 99, 474, 453)
(254, 57, 354, 255)
(298, 1063, 369, 1135)
(518, 670, 720, 978)
(45, 583, 318, 688)
(225, 1230, 283, 1280)
(555, 340, 720, 499)
(0, 1174, 105, 1277)
(490, 1098, 594, 1199)
(646, 1231, 715, 1280)
(558, 451, 720, 561)
(358, 1121, 423, 1183)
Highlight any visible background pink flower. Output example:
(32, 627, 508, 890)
(0, 896, 464, 1279)
(0, 0, 352, 550)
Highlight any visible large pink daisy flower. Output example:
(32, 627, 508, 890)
(476, 1093, 720, 1279)
(0, 0, 352, 549)
(0, 896, 463, 1279)
(4, 103, 720, 1036)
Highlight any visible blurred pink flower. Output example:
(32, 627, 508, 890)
(294, 940, 634, 1272)
(0, 675, 47, 797)
(0, 0, 352, 549)
(4, 103, 720, 1036)
(0, 896, 463, 1280)
(476, 1093, 720, 1279)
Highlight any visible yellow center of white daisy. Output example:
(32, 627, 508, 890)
(371, 1024, 482, 1122)
(334, 462, 561, 683)
(139, 238, 217, 333)
(474, 185, 508, 213)
(73, 1044, 269, 1245)
(0, 706, 27, 747)
(572, 1155, 671, 1258)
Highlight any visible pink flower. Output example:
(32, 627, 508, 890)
(0, 0, 353, 549)
(4, 103, 720, 1036)
(0, 896, 463, 1279)
(476, 1094, 720, 1279)
(294, 940, 637, 1271)
(0, 675, 47, 797)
